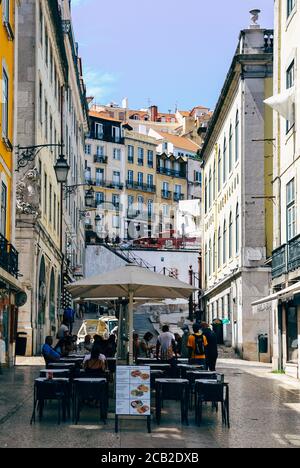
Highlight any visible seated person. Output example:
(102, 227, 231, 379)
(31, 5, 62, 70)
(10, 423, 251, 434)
(42, 336, 61, 366)
(55, 334, 73, 357)
(140, 332, 156, 358)
(83, 347, 107, 374)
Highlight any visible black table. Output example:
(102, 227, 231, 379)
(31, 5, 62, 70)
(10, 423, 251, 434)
(40, 369, 71, 379)
(155, 379, 189, 425)
(31, 378, 71, 425)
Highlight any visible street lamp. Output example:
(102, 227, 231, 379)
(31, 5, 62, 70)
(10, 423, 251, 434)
(16, 144, 70, 183)
(54, 154, 70, 184)
(85, 188, 95, 208)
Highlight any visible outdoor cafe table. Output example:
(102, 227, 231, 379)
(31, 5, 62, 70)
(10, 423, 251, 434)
(48, 363, 76, 371)
(178, 364, 205, 378)
(72, 378, 108, 424)
(40, 369, 71, 378)
(31, 378, 71, 424)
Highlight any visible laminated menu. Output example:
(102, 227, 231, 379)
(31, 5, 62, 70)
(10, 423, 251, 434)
(116, 366, 151, 416)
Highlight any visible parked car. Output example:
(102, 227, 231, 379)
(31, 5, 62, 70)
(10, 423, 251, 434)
(77, 316, 118, 344)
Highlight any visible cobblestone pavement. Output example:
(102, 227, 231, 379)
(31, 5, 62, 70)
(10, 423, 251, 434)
(1, 359, 300, 448)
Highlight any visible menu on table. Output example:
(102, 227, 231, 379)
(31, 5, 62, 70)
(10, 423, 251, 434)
(116, 366, 151, 416)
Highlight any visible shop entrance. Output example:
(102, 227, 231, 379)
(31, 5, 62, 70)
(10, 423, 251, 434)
(286, 306, 298, 364)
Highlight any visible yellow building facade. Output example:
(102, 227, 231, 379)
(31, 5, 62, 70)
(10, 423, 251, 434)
(0, 0, 17, 243)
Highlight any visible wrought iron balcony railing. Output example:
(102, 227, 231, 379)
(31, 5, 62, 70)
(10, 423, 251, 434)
(0, 233, 19, 279)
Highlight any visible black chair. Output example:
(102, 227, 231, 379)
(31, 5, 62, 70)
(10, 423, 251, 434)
(73, 379, 108, 425)
(195, 382, 230, 428)
(186, 371, 218, 409)
(155, 379, 189, 425)
(30, 379, 70, 425)
(150, 370, 165, 388)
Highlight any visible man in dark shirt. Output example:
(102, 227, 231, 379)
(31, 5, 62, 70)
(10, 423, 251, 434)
(201, 323, 218, 371)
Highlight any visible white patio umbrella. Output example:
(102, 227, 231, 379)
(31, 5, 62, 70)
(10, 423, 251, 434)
(67, 264, 197, 364)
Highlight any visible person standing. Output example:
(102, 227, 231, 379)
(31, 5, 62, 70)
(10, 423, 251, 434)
(64, 306, 75, 334)
(187, 323, 208, 367)
(57, 320, 69, 340)
(180, 325, 191, 359)
(156, 325, 176, 361)
(201, 322, 218, 371)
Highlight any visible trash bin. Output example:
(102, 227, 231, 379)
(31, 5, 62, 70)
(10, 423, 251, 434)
(16, 332, 27, 356)
(258, 334, 268, 354)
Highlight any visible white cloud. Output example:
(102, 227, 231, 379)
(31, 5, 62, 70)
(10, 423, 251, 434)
(84, 68, 120, 103)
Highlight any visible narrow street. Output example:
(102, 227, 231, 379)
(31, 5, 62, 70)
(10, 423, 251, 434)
(1, 359, 300, 449)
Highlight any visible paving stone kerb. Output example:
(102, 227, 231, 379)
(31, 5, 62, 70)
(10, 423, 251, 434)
(0, 360, 300, 448)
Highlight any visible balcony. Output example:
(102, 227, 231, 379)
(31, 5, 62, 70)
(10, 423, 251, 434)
(161, 190, 172, 200)
(0, 233, 19, 279)
(94, 155, 108, 164)
(85, 179, 124, 190)
(157, 167, 186, 178)
(127, 209, 141, 219)
(272, 235, 300, 279)
(272, 245, 287, 279)
(288, 234, 300, 272)
(126, 181, 156, 193)
(173, 193, 185, 202)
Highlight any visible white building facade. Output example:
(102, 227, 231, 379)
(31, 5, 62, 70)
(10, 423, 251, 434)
(15, 0, 88, 355)
(202, 25, 274, 361)
(254, 0, 300, 379)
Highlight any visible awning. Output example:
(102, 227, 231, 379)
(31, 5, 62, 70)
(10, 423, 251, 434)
(252, 282, 300, 307)
(264, 87, 295, 122)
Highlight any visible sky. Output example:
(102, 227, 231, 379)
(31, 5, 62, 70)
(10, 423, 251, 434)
(72, 0, 274, 113)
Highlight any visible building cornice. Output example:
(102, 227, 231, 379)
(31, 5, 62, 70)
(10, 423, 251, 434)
(201, 50, 273, 161)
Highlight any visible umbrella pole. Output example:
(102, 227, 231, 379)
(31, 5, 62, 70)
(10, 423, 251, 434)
(128, 290, 134, 365)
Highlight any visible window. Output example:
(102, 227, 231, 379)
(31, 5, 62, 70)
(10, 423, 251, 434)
(194, 171, 202, 183)
(44, 172, 47, 216)
(205, 244, 208, 283)
(235, 111, 239, 162)
(218, 149, 221, 192)
(286, 61, 295, 132)
(49, 184, 52, 224)
(147, 150, 154, 167)
(175, 184, 182, 195)
(209, 240, 212, 277)
(218, 227, 221, 268)
(138, 196, 144, 212)
(229, 125, 233, 173)
(213, 234, 216, 273)
(128, 170, 134, 184)
(45, 28, 49, 66)
(204, 177, 208, 214)
(138, 172, 143, 186)
(147, 174, 154, 188)
(96, 169, 104, 186)
(96, 146, 104, 157)
(287, 0, 295, 17)
(236, 204, 240, 254)
(95, 123, 103, 139)
(163, 204, 169, 217)
(287, 179, 296, 241)
(229, 212, 233, 259)
(44, 98, 48, 139)
(85, 144, 91, 155)
(113, 148, 121, 160)
(0, 182, 7, 237)
(39, 81, 43, 125)
(128, 145, 134, 163)
(112, 194, 120, 208)
(213, 162, 216, 200)
(138, 148, 144, 165)
(223, 221, 227, 264)
(96, 192, 104, 205)
(53, 194, 56, 232)
(112, 126, 120, 142)
(148, 200, 153, 217)
(209, 169, 212, 209)
(39, 4, 43, 45)
(128, 195, 134, 208)
(223, 138, 227, 184)
(2, 70, 9, 138)
(113, 171, 120, 185)
(113, 215, 120, 229)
